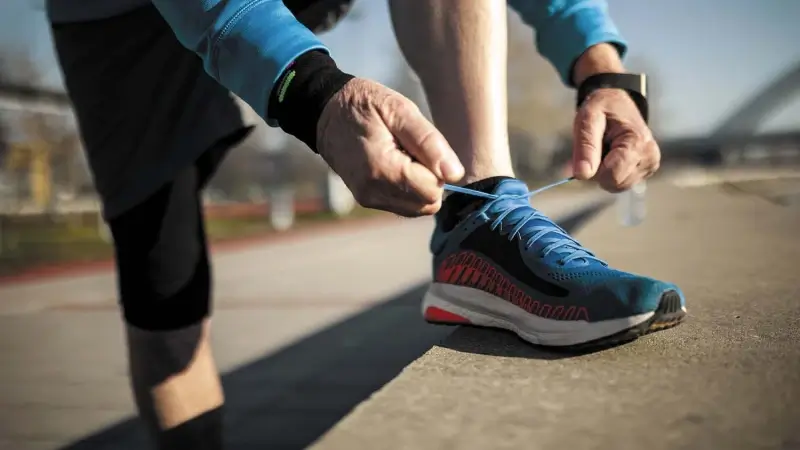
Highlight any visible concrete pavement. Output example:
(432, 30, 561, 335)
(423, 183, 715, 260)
(0, 188, 606, 450)
(313, 180, 800, 450)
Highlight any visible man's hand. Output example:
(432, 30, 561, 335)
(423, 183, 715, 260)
(572, 88, 660, 192)
(316, 78, 465, 217)
(570, 43, 661, 193)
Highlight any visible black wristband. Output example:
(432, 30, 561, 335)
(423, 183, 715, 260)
(268, 50, 354, 152)
(576, 72, 649, 124)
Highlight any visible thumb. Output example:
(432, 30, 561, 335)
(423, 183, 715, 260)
(572, 106, 606, 180)
(382, 98, 464, 183)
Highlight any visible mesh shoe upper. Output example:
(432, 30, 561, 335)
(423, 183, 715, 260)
(431, 179, 684, 323)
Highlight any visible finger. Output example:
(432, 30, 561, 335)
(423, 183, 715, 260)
(596, 141, 642, 191)
(394, 198, 443, 217)
(639, 140, 661, 178)
(372, 188, 442, 218)
(380, 97, 464, 183)
(610, 167, 644, 192)
(400, 159, 445, 205)
(361, 158, 443, 217)
(572, 105, 607, 180)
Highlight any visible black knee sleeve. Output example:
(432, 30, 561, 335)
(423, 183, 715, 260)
(108, 166, 211, 331)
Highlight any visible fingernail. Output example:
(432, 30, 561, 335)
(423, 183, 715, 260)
(439, 159, 465, 181)
(576, 160, 593, 179)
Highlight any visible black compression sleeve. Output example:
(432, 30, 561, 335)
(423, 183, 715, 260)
(268, 50, 354, 152)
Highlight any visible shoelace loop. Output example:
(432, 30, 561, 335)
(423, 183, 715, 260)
(443, 177, 605, 267)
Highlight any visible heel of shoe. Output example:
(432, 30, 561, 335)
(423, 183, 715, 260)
(422, 288, 472, 325)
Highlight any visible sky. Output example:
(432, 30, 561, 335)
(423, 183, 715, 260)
(1, 0, 799, 138)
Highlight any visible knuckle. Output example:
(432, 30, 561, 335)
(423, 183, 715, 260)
(651, 159, 661, 173)
(380, 94, 417, 123)
(575, 105, 599, 128)
(413, 128, 440, 156)
(422, 200, 443, 216)
(612, 171, 628, 184)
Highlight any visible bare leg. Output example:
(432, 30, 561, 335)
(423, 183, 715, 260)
(109, 161, 226, 449)
(389, 0, 514, 184)
(127, 319, 224, 448)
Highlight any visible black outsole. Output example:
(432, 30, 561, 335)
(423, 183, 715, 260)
(557, 290, 686, 352)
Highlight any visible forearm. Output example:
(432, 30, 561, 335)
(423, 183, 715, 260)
(571, 42, 625, 86)
(150, 0, 326, 122)
(507, 0, 627, 86)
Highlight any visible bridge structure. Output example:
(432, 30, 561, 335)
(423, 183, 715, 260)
(659, 61, 800, 165)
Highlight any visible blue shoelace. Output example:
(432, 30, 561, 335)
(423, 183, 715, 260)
(443, 177, 605, 267)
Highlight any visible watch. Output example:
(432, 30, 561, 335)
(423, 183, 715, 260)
(576, 72, 649, 124)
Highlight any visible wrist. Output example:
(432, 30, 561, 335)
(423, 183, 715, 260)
(571, 43, 625, 87)
(268, 50, 354, 152)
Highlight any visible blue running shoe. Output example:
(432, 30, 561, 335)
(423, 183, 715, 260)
(423, 177, 686, 348)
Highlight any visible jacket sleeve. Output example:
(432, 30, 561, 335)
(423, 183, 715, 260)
(507, 0, 628, 86)
(151, 0, 328, 123)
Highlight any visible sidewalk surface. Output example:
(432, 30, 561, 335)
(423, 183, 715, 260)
(312, 180, 800, 450)
(0, 188, 605, 450)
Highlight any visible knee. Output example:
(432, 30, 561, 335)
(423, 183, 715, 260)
(117, 244, 211, 331)
(109, 186, 211, 332)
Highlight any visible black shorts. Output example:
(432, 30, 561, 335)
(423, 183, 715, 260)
(51, 4, 251, 220)
(51, 1, 355, 330)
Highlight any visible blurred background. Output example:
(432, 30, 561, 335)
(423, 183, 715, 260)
(0, 0, 799, 277)
(0, 1, 799, 449)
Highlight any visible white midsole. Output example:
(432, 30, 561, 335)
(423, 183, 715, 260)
(422, 283, 654, 346)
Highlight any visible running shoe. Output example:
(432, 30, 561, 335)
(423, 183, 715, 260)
(423, 176, 686, 348)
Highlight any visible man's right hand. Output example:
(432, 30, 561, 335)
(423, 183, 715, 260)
(316, 78, 464, 217)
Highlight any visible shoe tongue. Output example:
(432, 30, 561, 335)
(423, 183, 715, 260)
(490, 179, 588, 265)
(490, 179, 531, 198)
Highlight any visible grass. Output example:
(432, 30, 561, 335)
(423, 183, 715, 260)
(0, 206, 381, 278)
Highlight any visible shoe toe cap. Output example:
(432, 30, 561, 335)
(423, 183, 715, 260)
(593, 276, 685, 317)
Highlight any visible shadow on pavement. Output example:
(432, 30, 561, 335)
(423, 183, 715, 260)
(60, 284, 452, 450)
(59, 200, 610, 450)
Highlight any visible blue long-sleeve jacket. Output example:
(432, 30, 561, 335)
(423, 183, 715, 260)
(507, 0, 627, 84)
(47, 0, 627, 123)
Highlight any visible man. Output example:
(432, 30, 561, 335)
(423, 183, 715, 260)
(46, 0, 686, 448)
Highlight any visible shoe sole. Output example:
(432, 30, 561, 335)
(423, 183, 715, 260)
(422, 283, 686, 349)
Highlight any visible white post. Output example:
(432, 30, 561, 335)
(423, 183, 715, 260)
(97, 201, 112, 243)
(269, 187, 295, 231)
(322, 170, 355, 217)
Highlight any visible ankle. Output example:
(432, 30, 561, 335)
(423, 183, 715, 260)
(459, 166, 515, 186)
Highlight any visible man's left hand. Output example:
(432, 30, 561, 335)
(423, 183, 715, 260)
(571, 87, 660, 193)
